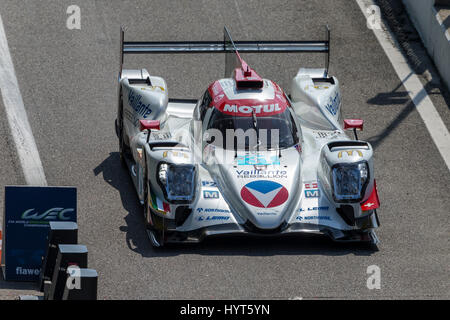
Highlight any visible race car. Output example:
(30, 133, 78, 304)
(115, 26, 380, 247)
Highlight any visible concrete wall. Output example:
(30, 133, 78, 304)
(403, 0, 450, 90)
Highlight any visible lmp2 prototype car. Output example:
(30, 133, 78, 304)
(115, 27, 380, 247)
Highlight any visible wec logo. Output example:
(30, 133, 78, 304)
(21, 208, 74, 221)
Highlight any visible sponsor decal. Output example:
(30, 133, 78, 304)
(222, 103, 282, 116)
(208, 79, 289, 117)
(324, 92, 341, 116)
(15, 267, 40, 276)
(361, 181, 380, 211)
(314, 131, 340, 139)
(236, 154, 280, 166)
(203, 190, 219, 199)
(305, 190, 320, 198)
(362, 202, 376, 210)
(337, 150, 363, 158)
(197, 216, 230, 221)
(150, 131, 172, 140)
(314, 85, 329, 90)
(296, 215, 331, 221)
(298, 206, 329, 212)
(304, 182, 320, 198)
(128, 90, 152, 119)
(141, 86, 165, 92)
(256, 212, 277, 216)
(241, 180, 289, 208)
(196, 208, 230, 214)
(201, 181, 217, 187)
(163, 150, 189, 159)
(304, 182, 318, 189)
(236, 169, 287, 179)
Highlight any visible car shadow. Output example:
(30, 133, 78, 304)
(94, 152, 379, 259)
(366, 72, 450, 150)
(364, 0, 450, 150)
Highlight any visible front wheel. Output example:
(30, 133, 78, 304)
(143, 171, 165, 248)
(118, 119, 127, 167)
(118, 90, 129, 167)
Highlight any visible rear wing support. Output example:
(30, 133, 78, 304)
(119, 25, 331, 79)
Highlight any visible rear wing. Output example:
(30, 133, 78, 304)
(119, 26, 330, 79)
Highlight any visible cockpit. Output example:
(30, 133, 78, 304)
(206, 106, 299, 151)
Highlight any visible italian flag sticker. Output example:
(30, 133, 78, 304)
(150, 190, 170, 213)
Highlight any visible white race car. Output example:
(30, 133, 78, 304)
(115, 27, 380, 247)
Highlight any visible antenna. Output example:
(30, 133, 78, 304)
(325, 25, 330, 77)
(119, 26, 125, 79)
(223, 26, 263, 88)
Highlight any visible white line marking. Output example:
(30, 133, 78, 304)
(0, 14, 47, 185)
(356, 0, 450, 171)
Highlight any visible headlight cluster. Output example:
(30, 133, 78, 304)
(331, 162, 368, 202)
(158, 163, 195, 202)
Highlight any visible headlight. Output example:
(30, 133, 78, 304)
(158, 163, 195, 202)
(331, 161, 369, 202)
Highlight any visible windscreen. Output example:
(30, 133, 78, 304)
(207, 107, 299, 150)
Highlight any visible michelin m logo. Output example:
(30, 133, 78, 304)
(203, 190, 219, 199)
(305, 189, 320, 198)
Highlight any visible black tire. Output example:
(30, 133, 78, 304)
(143, 170, 150, 225)
(143, 165, 165, 248)
(118, 95, 128, 168)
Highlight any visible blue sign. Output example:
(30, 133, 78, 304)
(2, 186, 77, 281)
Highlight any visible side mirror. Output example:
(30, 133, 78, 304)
(344, 119, 363, 131)
(343, 119, 363, 140)
(140, 120, 160, 131)
(140, 120, 160, 143)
